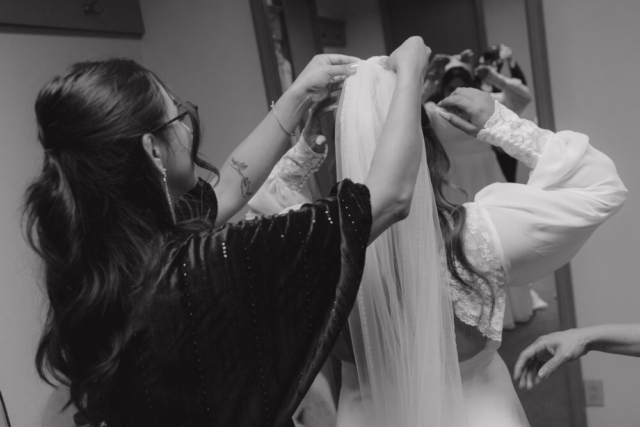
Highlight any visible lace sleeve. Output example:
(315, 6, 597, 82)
(448, 203, 507, 342)
(269, 136, 327, 192)
(477, 100, 552, 168)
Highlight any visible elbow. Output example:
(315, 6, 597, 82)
(391, 189, 413, 221)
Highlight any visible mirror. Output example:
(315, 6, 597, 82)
(250, 1, 584, 425)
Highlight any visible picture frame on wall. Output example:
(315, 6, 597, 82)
(0, 0, 144, 38)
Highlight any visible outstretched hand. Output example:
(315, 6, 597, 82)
(513, 329, 590, 390)
(436, 87, 495, 137)
(291, 54, 360, 104)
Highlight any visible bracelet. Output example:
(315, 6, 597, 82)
(270, 101, 296, 137)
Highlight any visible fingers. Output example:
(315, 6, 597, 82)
(438, 109, 478, 136)
(325, 63, 360, 78)
(438, 94, 475, 114)
(538, 354, 564, 379)
(321, 53, 361, 65)
(514, 342, 542, 380)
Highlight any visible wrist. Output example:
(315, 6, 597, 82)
(284, 83, 314, 113)
(583, 326, 604, 353)
(396, 64, 424, 81)
(273, 87, 312, 134)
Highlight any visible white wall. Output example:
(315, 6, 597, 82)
(316, 0, 386, 58)
(543, 0, 640, 425)
(139, 0, 268, 203)
(0, 33, 142, 427)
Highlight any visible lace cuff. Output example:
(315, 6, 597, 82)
(477, 100, 552, 169)
(269, 136, 327, 192)
(447, 204, 507, 342)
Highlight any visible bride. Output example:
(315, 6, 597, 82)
(248, 56, 626, 426)
(334, 59, 626, 427)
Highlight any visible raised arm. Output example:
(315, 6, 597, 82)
(438, 88, 627, 286)
(213, 54, 359, 226)
(475, 65, 532, 115)
(364, 37, 431, 242)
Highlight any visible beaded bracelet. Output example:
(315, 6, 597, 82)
(270, 101, 296, 137)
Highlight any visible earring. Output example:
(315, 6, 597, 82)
(163, 168, 177, 224)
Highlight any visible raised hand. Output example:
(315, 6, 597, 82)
(290, 54, 360, 104)
(389, 36, 431, 78)
(437, 87, 495, 136)
(513, 329, 590, 390)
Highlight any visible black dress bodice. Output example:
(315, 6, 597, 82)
(103, 180, 371, 427)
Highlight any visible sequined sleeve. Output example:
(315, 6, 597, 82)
(135, 179, 371, 427)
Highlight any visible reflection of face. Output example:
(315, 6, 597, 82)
(444, 77, 467, 97)
(158, 86, 198, 199)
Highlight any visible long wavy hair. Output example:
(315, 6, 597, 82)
(420, 107, 487, 290)
(23, 59, 218, 424)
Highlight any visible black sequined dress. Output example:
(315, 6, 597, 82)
(107, 179, 371, 427)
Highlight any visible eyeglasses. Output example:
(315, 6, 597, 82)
(150, 101, 198, 134)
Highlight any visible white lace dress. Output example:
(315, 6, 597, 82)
(447, 101, 626, 426)
(425, 101, 534, 330)
(251, 102, 627, 427)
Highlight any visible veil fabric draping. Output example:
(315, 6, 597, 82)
(335, 57, 466, 427)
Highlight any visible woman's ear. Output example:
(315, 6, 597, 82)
(142, 133, 165, 173)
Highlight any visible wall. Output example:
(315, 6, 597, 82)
(543, 0, 640, 425)
(139, 0, 268, 216)
(0, 33, 142, 426)
(316, 0, 386, 58)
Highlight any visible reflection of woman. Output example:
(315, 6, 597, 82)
(24, 38, 431, 426)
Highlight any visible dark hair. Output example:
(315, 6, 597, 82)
(420, 107, 490, 296)
(24, 58, 217, 423)
(480, 45, 504, 72)
(428, 67, 478, 104)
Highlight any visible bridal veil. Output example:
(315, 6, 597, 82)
(335, 57, 466, 427)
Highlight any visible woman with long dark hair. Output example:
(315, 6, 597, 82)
(24, 37, 432, 426)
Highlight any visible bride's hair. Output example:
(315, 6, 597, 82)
(24, 58, 217, 423)
(421, 107, 488, 289)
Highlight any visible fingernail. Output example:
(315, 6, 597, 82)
(438, 111, 451, 120)
(349, 63, 359, 74)
(538, 371, 547, 379)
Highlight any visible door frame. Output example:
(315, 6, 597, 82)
(524, 1, 587, 425)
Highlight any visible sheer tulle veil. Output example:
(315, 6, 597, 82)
(335, 57, 466, 426)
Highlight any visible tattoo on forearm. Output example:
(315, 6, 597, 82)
(229, 158, 254, 198)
